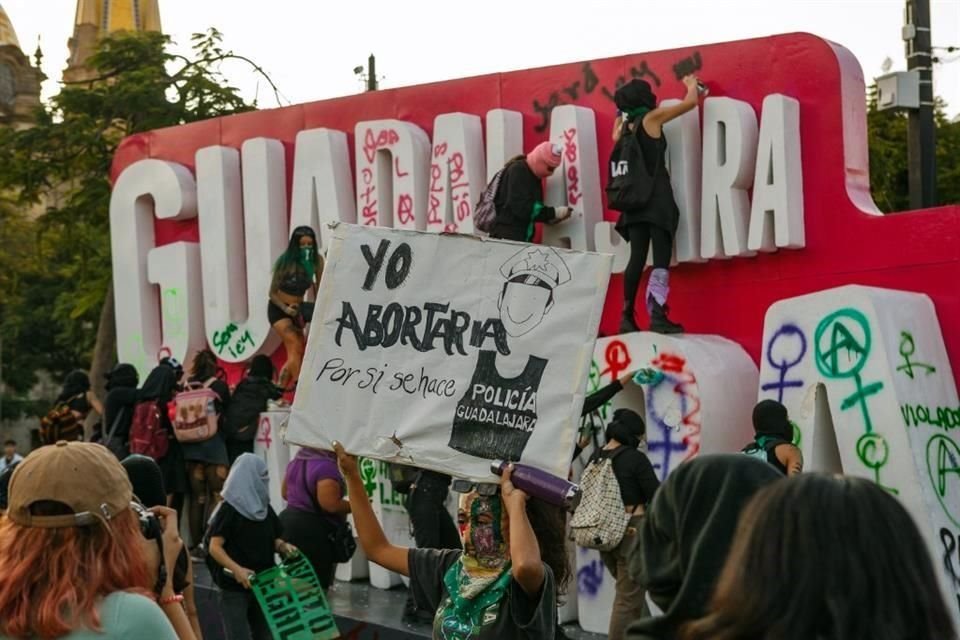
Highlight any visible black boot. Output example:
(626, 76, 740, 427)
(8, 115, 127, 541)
(649, 299, 684, 334)
(620, 304, 641, 333)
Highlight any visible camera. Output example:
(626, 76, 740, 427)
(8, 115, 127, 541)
(131, 501, 162, 541)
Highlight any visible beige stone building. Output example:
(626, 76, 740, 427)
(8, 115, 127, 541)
(64, 0, 162, 85)
(0, 4, 43, 131)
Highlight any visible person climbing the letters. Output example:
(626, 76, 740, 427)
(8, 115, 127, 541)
(609, 75, 704, 334)
(269, 226, 323, 390)
(450, 247, 571, 461)
(487, 142, 573, 242)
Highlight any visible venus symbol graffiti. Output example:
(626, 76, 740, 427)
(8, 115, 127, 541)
(761, 323, 807, 403)
(814, 309, 893, 492)
(928, 435, 960, 528)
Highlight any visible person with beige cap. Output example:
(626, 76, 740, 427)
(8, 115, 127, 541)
(0, 441, 196, 639)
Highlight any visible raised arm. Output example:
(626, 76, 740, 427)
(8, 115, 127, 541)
(333, 442, 409, 575)
(500, 465, 545, 597)
(643, 75, 701, 137)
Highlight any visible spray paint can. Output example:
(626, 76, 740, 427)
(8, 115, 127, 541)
(490, 461, 581, 512)
(696, 81, 709, 97)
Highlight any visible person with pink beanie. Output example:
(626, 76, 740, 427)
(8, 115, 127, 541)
(488, 141, 572, 242)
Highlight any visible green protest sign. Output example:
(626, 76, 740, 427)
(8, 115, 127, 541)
(249, 552, 340, 640)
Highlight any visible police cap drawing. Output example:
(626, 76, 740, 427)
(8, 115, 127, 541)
(449, 247, 572, 461)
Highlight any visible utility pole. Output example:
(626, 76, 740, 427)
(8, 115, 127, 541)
(905, 0, 937, 208)
(367, 54, 378, 92)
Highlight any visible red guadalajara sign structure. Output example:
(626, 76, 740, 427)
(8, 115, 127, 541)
(109, 32, 960, 381)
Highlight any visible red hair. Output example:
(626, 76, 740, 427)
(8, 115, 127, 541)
(0, 509, 152, 638)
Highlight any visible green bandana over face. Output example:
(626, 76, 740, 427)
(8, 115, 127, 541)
(299, 247, 316, 280)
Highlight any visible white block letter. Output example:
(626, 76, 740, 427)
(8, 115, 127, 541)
(662, 100, 704, 263)
(195, 139, 286, 363)
(748, 94, 804, 252)
(485, 109, 523, 181)
(289, 128, 357, 252)
(354, 120, 431, 230)
(110, 160, 198, 380)
(543, 105, 602, 252)
(426, 113, 485, 234)
(700, 97, 758, 259)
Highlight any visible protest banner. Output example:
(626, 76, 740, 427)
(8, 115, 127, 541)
(286, 224, 612, 481)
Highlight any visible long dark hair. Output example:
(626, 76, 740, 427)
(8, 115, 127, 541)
(682, 474, 956, 640)
(189, 349, 220, 382)
(273, 226, 322, 280)
(524, 497, 571, 596)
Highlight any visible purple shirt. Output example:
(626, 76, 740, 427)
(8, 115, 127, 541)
(284, 450, 344, 520)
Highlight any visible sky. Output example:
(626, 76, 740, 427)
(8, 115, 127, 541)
(3, 0, 960, 117)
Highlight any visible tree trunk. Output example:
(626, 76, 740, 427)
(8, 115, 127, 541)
(86, 282, 116, 439)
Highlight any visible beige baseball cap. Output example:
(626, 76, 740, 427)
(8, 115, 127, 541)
(6, 441, 133, 528)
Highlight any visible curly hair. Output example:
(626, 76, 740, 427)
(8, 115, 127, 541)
(0, 505, 151, 637)
(525, 497, 571, 596)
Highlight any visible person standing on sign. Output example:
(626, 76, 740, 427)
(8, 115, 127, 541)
(268, 226, 323, 390)
(489, 142, 572, 242)
(611, 76, 703, 334)
(334, 442, 569, 639)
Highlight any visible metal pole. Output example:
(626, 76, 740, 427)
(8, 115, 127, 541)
(367, 54, 378, 92)
(905, 0, 937, 208)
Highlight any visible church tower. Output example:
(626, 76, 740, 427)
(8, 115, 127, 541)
(0, 4, 44, 130)
(63, 0, 162, 84)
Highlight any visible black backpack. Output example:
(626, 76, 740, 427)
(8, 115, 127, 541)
(605, 122, 658, 212)
(223, 377, 279, 442)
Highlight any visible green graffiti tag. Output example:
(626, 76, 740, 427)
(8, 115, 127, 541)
(814, 308, 891, 491)
(928, 435, 960, 528)
(856, 432, 897, 494)
(358, 457, 378, 498)
(896, 331, 936, 379)
(212, 323, 256, 358)
(162, 288, 186, 341)
(587, 360, 610, 422)
(902, 404, 960, 430)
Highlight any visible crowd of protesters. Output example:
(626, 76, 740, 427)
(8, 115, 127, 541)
(0, 73, 955, 638)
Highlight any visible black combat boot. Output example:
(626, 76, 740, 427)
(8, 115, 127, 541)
(620, 303, 641, 333)
(648, 299, 684, 334)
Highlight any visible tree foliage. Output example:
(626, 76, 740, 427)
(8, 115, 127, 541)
(867, 83, 960, 212)
(0, 29, 271, 401)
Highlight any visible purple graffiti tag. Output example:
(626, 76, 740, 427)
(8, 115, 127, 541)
(645, 371, 692, 479)
(761, 323, 807, 402)
(577, 559, 604, 597)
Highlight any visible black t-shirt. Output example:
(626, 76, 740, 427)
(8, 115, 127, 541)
(592, 446, 660, 507)
(207, 502, 281, 591)
(490, 160, 557, 241)
(409, 548, 555, 639)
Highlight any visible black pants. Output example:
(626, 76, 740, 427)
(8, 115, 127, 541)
(405, 479, 460, 615)
(279, 508, 338, 589)
(406, 482, 461, 551)
(220, 589, 270, 640)
(226, 439, 254, 467)
(623, 223, 672, 309)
